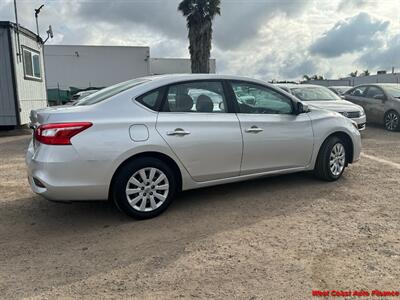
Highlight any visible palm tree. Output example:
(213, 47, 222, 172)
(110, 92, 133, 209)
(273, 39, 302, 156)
(360, 69, 370, 76)
(178, 0, 221, 73)
(349, 70, 358, 77)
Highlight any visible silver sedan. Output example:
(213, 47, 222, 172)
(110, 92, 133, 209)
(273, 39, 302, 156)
(26, 74, 361, 219)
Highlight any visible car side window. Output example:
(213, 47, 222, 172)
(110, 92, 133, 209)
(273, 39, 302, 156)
(230, 82, 293, 114)
(365, 86, 384, 99)
(136, 89, 161, 110)
(349, 86, 367, 97)
(162, 81, 227, 113)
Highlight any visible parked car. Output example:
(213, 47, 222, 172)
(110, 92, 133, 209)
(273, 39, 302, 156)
(276, 84, 366, 130)
(328, 86, 352, 96)
(27, 75, 361, 219)
(343, 83, 400, 131)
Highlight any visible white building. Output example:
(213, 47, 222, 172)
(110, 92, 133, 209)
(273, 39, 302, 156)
(150, 57, 216, 75)
(304, 72, 400, 87)
(44, 45, 216, 104)
(44, 45, 151, 90)
(0, 22, 47, 126)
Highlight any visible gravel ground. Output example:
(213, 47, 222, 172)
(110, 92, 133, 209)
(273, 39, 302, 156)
(0, 125, 399, 299)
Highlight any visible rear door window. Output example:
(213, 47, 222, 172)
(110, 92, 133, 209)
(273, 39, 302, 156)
(365, 86, 384, 99)
(162, 81, 227, 113)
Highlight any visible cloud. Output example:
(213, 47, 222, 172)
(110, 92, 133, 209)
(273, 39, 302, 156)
(77, 0, 186, 40)
(309, 12, 389, 58)
(0, 0, 399, 80)
(213, 0, 310, 49)
(280, 58, 319, 79)
(76, 0, 311, 51)
(337, 0, 369, 11)
(358, 34, 400, 69)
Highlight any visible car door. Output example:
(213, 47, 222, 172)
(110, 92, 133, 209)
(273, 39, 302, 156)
(156, 80, 243, 182)
(228, 81, 314, 175)
(363, 86, 387, 123)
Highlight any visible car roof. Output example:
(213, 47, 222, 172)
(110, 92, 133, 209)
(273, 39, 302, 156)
(353, 83, 400, 88)
(275, 83, 327, 89)
(135, 74, 281, 90)
(274, 83, 299, 88)
(141, 73, 264, 82)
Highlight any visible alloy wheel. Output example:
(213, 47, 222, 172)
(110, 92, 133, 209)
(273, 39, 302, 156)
(329, 143, 346, 176)
(125, 167, 169, 212)
(385, 112, 399, 131)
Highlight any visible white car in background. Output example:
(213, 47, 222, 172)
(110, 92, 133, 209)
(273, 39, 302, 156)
(276, 84, 366, 130)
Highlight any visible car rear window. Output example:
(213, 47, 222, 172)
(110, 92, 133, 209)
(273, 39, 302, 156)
(384, 86, 400, 98)
(74, 78, 150, 106)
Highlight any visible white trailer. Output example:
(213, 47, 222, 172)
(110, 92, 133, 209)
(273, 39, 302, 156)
(0, 22, 47, 126)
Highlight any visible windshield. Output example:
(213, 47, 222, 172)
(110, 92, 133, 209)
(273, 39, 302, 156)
(384, 86, 400, 98)
(74, 78, 150, 106)
(332, 87, 351, 93)
(291, 86, 341, 101)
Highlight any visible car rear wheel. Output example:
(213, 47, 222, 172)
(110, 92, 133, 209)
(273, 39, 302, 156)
(113, 157, 177, 219)
(314, 136, 347, 181)
(384, 110, 400, 131)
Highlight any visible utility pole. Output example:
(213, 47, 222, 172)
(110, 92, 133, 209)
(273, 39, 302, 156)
(13, 0, 21, 61)
(34, 4, 44, 37)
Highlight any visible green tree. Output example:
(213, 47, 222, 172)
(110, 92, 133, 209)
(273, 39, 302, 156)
(303, 75, 311, 81)
(310, 75, 324, 80)
(360, 70, 370, 76)
(178, 0, 221, 73)
(349, 70, 358, 77)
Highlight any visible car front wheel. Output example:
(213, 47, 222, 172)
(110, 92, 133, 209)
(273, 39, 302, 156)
(112, 157, 177, 219)
(384, 110, 400, 131)
(314, 136, 347, 181)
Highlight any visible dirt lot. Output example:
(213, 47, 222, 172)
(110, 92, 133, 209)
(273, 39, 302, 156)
(0, 126, 399, 299)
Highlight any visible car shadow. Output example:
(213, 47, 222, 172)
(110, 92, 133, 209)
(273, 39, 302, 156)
(0, 171, 344, 298)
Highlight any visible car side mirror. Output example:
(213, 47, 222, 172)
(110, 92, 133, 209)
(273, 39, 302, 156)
(296, 102, 309, 114)
(373, 94, 386, 101)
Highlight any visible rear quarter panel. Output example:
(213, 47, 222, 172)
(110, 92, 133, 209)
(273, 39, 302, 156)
(59, 93, 192, 194)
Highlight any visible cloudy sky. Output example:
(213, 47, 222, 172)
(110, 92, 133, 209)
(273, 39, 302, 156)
(1, 0, 399, 80)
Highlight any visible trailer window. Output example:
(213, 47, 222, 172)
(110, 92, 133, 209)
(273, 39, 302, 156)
(23, 47, 41, 80)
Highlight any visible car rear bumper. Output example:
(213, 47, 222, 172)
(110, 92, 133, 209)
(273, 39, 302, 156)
(26, 140, 109, 201)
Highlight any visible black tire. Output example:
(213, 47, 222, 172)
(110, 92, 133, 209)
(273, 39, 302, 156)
(384, 110, 400, 131)
(112, 157, 178, 219)
(314, 136, 347, 181)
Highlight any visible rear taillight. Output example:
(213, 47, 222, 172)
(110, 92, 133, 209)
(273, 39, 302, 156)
(34, 122, 92, 145)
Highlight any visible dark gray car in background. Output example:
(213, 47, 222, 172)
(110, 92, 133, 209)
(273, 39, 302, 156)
(329, 86, 352, 96)
(344, 84, 400, 131)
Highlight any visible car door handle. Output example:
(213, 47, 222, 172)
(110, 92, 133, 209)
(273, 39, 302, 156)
(245, 126, 263, 133)
(166, 128, 191, 136)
